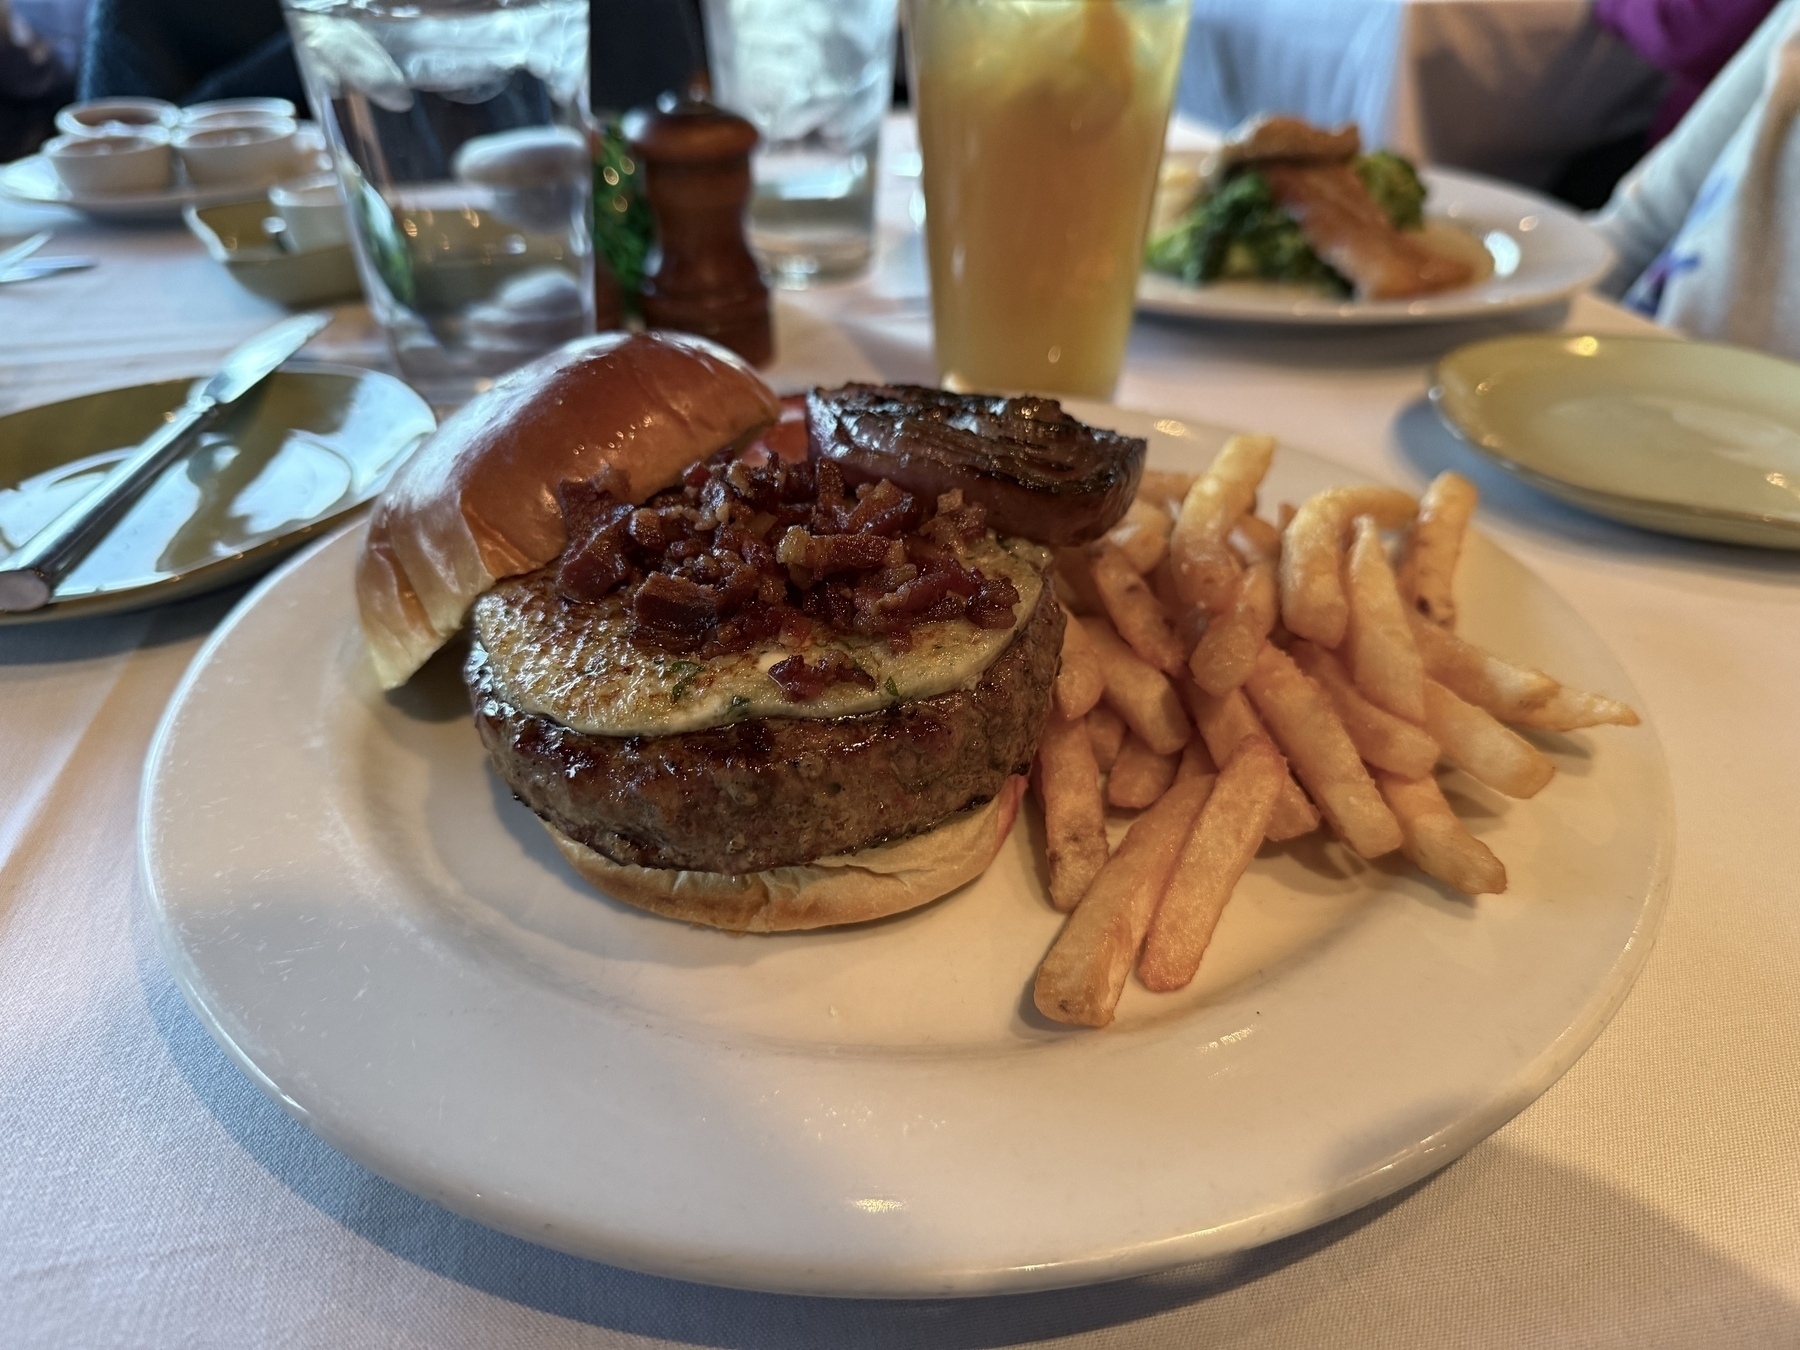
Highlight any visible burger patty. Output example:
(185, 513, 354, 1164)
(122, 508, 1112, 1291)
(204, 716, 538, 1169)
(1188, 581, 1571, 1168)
(467, 580, 1064, 874)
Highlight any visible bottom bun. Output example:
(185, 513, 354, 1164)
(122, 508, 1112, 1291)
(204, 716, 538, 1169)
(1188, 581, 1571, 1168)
(549, 776, 1027, 932)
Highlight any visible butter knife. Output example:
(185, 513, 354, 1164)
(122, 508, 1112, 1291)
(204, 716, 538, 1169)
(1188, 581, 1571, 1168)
(0, 311, 331, 612)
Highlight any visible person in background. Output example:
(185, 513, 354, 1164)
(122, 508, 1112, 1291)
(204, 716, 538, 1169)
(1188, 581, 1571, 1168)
(0, 0, 72, 158)
(1595, 0, 1781, 144)
(1593, 0, 1800, 358)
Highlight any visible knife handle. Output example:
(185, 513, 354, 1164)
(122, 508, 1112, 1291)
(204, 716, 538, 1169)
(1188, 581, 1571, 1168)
(0, 396, 218, 611)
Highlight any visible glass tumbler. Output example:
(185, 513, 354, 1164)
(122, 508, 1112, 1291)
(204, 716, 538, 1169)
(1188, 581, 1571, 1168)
(283, 0, 596, 408)
(702, 0, 898, 287)
(909, 0, 1189, 398)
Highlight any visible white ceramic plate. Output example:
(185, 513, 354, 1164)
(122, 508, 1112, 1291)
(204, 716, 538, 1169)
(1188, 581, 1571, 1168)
(1137, 168, 1614, 326)
(0, 126, 328, 222)
(140, 411, 1670, 1297)
(1433, 333, 1800, 548)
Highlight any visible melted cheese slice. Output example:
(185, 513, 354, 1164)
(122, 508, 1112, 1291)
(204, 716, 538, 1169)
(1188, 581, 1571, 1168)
(472, 536, 1051, 737)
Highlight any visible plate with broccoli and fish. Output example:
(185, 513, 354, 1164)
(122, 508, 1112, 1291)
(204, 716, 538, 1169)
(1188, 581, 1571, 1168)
(1139, 116, 1614, 325)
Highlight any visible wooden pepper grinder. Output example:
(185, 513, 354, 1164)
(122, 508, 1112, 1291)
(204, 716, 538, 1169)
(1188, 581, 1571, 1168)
(624, 91, 773, 367)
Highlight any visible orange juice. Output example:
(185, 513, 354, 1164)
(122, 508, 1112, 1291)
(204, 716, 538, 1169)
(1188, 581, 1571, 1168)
(911, 0, 1188, 398)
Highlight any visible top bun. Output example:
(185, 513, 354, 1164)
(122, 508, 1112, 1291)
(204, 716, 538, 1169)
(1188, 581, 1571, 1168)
(356, 331, 780, 688)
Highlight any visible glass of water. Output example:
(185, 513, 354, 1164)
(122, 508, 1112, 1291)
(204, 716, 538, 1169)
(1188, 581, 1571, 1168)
(701, 0, 897, 287)
(282, 0, 595, 408)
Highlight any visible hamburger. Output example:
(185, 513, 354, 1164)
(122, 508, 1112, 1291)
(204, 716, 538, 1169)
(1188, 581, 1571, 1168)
(357, 331, 1144, 932)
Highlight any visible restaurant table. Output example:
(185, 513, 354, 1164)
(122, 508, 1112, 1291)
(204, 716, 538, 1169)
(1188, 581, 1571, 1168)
(4, 118, 1800, 1348)
(1177, 0, 1669, 189)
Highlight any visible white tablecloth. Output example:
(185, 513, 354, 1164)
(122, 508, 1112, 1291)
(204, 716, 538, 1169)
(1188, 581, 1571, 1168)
(1177, 0, 1668, 188)
(5, 120, 1800, 1348)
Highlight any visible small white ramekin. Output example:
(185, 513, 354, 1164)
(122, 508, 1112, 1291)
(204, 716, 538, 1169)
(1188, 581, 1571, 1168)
(44, 129, 175, 194)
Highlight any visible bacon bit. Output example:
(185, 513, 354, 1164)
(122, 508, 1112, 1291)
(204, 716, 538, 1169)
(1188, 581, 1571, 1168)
(551, 442, 1027, 661)
(768, 649, 876, 701)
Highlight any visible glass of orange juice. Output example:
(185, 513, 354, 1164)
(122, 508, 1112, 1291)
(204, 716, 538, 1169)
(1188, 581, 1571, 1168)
(909, 0, 1189, 399)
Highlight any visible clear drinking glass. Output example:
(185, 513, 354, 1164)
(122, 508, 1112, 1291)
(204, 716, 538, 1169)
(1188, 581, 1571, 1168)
(282, 0, 595, 407)
(701, 0, 898, 287)
(909, 0, 1189, 398)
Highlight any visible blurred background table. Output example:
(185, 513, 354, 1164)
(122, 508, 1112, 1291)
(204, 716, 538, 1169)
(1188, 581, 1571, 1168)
(1177, 0, 1667, 191)
(4, 115, 1800, 1348)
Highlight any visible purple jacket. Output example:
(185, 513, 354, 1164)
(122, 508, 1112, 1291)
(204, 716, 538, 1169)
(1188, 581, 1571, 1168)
(1595, 0, 1782, 138)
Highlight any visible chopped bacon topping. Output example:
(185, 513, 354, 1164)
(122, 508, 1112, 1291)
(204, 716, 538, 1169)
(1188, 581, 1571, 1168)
(553, 444, 1026, 698)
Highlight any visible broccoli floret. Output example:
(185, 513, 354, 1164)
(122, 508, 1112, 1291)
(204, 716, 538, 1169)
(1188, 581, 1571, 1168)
(1355, 150, 1426, 230)
(1145, 170, 1347, 293)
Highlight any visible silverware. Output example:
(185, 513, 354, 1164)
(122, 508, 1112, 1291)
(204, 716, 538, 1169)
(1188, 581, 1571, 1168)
(0, 231, 51, 272)
(0, 310, 332, 612)
(0, 257, 97, 284)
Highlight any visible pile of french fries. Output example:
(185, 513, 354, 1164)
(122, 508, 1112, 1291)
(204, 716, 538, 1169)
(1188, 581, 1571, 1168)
(1032, 438, 1640, 1028)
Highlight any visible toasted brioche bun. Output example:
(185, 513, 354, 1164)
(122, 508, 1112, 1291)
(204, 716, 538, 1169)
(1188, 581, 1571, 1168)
(357, 331, 780, 689)
(548, 776, 1027, 932)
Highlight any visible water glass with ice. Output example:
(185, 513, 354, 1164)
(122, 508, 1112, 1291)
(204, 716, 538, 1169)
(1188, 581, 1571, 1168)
(701, 0, 897, 287)
(282, 0, 595, 407)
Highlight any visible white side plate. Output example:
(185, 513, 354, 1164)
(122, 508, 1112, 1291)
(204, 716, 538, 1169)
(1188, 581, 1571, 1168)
(140, 412, 1671, 1297)
(1137, 168, 1614, 326)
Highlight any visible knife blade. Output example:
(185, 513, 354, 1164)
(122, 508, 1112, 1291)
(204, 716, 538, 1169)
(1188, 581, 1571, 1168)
(0, 257, 97, 284)
(0, 231, 51, 273)
(0, 310, 332, 612)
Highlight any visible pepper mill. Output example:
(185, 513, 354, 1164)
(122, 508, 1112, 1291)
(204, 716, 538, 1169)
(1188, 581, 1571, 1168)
(623, 91, 774, 367)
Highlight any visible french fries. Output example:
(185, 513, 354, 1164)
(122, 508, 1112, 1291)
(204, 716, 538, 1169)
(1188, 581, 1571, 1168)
(1189, 560, 1277, 696)
(1086, 703, 1127, 772)
(1244, 643, 1402, 859)
(1410, 615, 1639, 731)
(1377, 772, 1507, 895)
(1396, 471, 1478, 627)
(1091, 543, 1188, 676)
(1053, 614, 1106, 719)
(1034, 774, 1215, 1027)
(1279, 486, 1416, 647)
(1289, 640, 1441, 779)
(1343, 515, 1426, 722)
(1183, 684, 1321, 841)
(1102, 499, 1174, 574)
(1034, 712, 1110, 912)
(1082, 617, 1191, 755)
(1107, 734, 1179, 809)
(1171, 434, 1275, 611)
(1030, 436, 1639, 1027)
(1139, 736, 1287, 991)
(1421, 678, 1556, 799)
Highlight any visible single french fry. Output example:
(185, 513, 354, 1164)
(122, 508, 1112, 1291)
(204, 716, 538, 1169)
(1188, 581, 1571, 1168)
(1033, 774, 1215, 1027)
(1081, 617, 1191, 755)
(1171, 434, 1276, 610)
(1410, 615, 1639, 730)
(1344, 515, 1426, 722)
(1244, 643, 1403, 858)
(1395, 471, 1478, 627)
(1290, 640, 1441, 779)
(1102, 499, 1173, 574)
(1229, 514, 1282, 566)
(1055, 549, 1105, 616)
(1189, 559, 1277, 695)
(1280, 486, 1416, 647)
(1054, 613, 1106, 719)
(1377, 771, 1507, 895)
(1136, 468, 1197, 514)
(1176, 737, 1218, 782)
(1182, 683, 1321, 841)
(1034, 712, 1111, 912)
(1139, 735, 1287, 990)
(1086, 703, 1127, 772)
(1422, 678, 1556, 798)
(1092, 543, 1188, 675)
(1107, 733, 1179, 809)
(1277, 502, 1297, 531)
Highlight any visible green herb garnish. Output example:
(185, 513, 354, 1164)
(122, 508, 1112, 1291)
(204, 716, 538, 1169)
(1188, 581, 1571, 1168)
(668, 660, 703, 703)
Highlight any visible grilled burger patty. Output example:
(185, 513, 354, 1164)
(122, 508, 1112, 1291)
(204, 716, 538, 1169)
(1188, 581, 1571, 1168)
(467, 576, 1064, 874)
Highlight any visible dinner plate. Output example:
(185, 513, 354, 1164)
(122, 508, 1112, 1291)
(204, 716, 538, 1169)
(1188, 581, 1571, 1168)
(0, 126, 329, 223)
(1136, 167, 1614, 326)
(0, 366, 434, 623)
(1432, 333, 1800, 548)
(140, 410, 1670, 1297)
